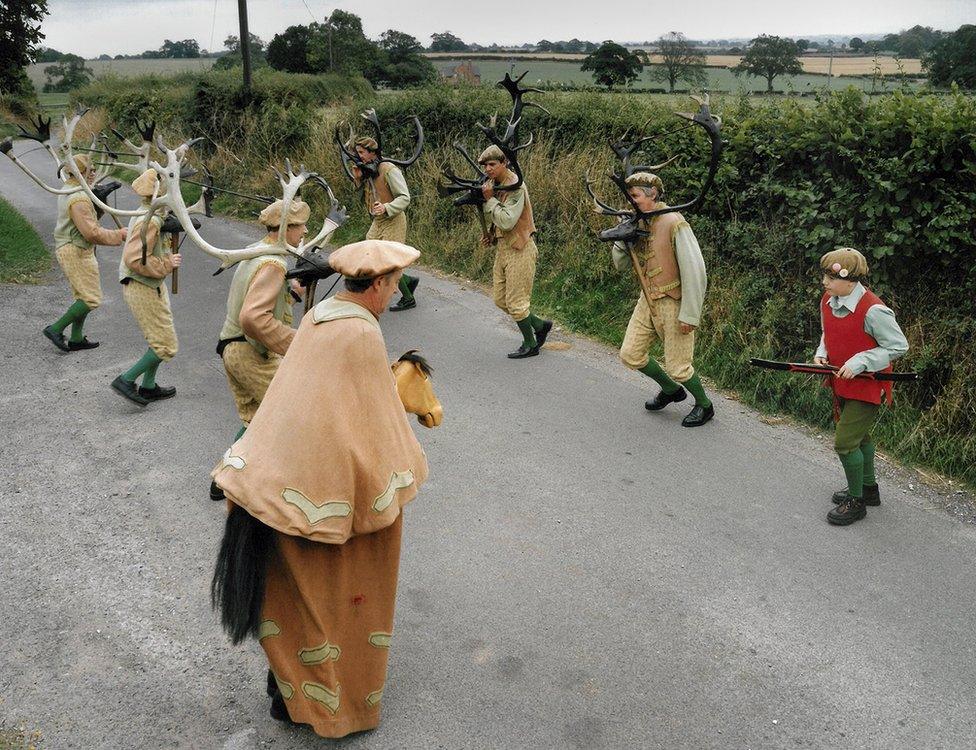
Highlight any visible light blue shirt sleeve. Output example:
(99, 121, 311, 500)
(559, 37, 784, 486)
(845, 305, 909, 374)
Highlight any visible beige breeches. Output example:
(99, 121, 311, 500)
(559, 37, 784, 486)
(619, 294, 695, 382)
(55, 243, 102, 308)
(366, 212, 407, 243)
(122, 280, 178, 361)
(492, 238, 537, 322)
(221, 341, 281, 425)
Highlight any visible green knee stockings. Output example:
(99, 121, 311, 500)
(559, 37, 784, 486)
(838, 448, 865, 499)
(398, 274, 416, 302)
(122, 348, 162, 385)
(516, 318, 537, 348)
(638, 362, 712, 407)
(51, 300, 92, 342)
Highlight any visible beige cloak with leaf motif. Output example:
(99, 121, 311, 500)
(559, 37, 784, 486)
(212, 295, 428, 738)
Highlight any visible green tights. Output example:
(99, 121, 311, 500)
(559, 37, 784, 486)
(122, 348, 162, 386)
(638, 361, 711, 407)
(50, 300, 92, 342)
(516, 313, 549, 347)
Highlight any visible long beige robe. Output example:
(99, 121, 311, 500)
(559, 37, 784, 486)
(213, 295, 428, 738)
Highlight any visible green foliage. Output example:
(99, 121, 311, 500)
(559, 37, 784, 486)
(266, 24, 314, 73)
(0, 195, 49, 282)
(311, 86, 975, 484)
(0, 0, 48, 95)
(581, 42, 645, 90)
(924, 25, 976, 89)
(71, 68, 373, 156)
(158, 39, 201, 59)
(735, 35, 804, 92)
(429, 32, 469, 52)
(650, 32, 707, 93)
(42, 54, 92, 92)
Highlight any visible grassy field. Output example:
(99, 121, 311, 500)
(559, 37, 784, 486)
(430, 57, 924, 92)
(25, 57, 215, 88)
(0, 196, 50, 282)
(426, 52, 924, 75)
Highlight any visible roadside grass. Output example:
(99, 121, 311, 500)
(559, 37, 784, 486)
(0, 196, 50, 282)
(0, 717, 43, 750)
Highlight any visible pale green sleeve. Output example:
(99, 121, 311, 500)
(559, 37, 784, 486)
(483, 187, 524, 232)
(844, 305, 909, 374)
(383, 167, 411, 217)
(611, 241, 631, 272)
(674, 224, 707, 327)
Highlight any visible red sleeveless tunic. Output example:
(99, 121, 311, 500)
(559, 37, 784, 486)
(821, 288, 893, 406)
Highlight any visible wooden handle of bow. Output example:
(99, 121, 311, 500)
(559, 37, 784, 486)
(628, 247, 655, 306)
(170, 232, 179, 294)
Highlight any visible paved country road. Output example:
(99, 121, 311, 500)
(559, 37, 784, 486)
(1, 148, 975, 750)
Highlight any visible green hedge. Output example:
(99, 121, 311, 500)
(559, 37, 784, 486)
(71, 69, 374, 153)
(327, 86, 975, 484)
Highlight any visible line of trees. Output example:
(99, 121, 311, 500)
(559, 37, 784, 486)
(263, 11, 436, 88)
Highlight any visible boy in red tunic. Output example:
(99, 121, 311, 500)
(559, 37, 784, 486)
(815, 248, 908, 525)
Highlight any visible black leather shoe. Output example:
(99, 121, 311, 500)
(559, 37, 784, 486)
(210, 479, 226, 502)
(827, 496, 867, 525)
(139, 384, 176, 401)
(645, 387, 687, 411)
(389, 296, 417, 312)
(535, 320, 553, 347)
(67, 337, 99, 351)
(507, 343, 540, 359)
(110, 375, 149, 407)
(681, 403, 715, 427)
(43, 326, 70, 352)
(832, 483, 881, 506)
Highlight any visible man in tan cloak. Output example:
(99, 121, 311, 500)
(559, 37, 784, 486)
(211, 239, 434, 738)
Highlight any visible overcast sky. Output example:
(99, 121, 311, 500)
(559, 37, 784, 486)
(41, 0, 974, 58)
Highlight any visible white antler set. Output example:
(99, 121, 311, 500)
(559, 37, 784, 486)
(2, 107, 345, 270)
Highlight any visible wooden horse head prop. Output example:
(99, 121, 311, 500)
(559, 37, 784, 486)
(392, 350, 443, 429)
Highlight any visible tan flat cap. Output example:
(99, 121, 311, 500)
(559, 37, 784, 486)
(67, 153, 91, 177)
(477, 144, 506, 164)
(258, 199, 311, 228)
(132, 168, 160, 198)
(329, 239, 420, 279)
(625, 172, 665, 195)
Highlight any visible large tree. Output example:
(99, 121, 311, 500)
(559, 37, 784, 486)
(159, 39, 201, 59)
(214, 32, 266, 70)
(429, 32, 468, 52)
(267, 23, 316, 73)
(648, 31, 707, 93)
(42, 53, 91, 92)
(924, 25, 976, 89)
(375, 29, 437, 87)
(0, 0, 49, 96)
(581, 41, 644, 90)
(734, 34, 803, 93)
(307, 10, 379, 75)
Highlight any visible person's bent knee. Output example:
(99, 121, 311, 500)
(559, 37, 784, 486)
(667, 363, 694, 382)
(511, 309, 530, 323)
(619, 350, 647, 370)
(153, 342, 178, 361)
(82, 296, 101, 311)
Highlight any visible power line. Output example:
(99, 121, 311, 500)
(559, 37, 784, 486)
(209, 0, 219, 51)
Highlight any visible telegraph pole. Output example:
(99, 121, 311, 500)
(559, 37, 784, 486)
(237, 0, 253, 94)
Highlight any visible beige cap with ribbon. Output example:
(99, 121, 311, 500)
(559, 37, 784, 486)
(132, 168, 161, 198)
(258, 199, 311, 228)
(625, 171, 665, 196)
(329, 239, 420, 279)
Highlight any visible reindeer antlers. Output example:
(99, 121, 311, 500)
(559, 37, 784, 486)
(585, 95, 725, 244)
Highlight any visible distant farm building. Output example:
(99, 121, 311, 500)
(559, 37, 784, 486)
(440, 61, 482, 85)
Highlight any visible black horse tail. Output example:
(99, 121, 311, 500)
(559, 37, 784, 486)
(211, 504, 276, 645)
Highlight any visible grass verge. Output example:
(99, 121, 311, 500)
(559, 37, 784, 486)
(0, 196, 50, 282)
